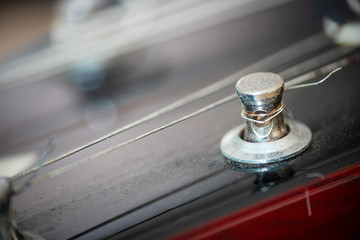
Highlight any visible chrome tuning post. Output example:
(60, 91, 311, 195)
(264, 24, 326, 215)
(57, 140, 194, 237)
(221, 72, 312, 165)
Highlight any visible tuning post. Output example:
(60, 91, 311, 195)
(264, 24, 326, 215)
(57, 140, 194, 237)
(221, 72, 312, 165)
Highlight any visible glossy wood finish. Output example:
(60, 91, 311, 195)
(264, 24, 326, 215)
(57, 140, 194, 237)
(170, 162, 360, 240)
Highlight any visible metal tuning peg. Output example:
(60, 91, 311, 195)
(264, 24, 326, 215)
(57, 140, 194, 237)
(221, 72, 312, 165)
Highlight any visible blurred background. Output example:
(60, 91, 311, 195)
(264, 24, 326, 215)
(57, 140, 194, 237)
(0, 0, 53, 62)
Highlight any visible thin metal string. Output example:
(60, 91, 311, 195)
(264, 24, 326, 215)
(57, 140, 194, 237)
(14, 138, 55, 194)
(10, 33, 329, 182)
(251, 120, 274, 139)
(285, 52, 360, 89)
(12, 52, 360, 192)
(280, 46, 353, 79)
(285, 67, 342, 90)
(241, 104, 285, 124)
(13, 94, 238, 193)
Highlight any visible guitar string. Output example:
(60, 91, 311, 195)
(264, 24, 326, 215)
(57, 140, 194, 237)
(284, 52, 360, 89)
(10, 33, 330, 181)
(280, 46, 353, 79)
(12, 52, 359, 194)
(285, 67, 342, 90)
(13, 94, 237, 193)
(14, 138, 56, 194)
(285, 51, 360, 89)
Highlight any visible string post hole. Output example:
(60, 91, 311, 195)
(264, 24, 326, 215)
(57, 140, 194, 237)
(221, 72, 312, 165)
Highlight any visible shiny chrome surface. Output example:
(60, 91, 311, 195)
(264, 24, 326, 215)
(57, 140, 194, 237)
(221, 119, 312, 164)
(221, 72, 312, 164)
(237, 72, 287, 142)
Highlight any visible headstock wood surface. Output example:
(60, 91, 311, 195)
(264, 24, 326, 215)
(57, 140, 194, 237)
(0, 0, 360, 239)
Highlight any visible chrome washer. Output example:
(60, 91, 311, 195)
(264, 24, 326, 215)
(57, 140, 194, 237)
(220, 119, 312, 164)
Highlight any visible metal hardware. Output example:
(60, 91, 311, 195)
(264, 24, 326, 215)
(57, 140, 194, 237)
(221, 119, 312, 164)
(240, 103, 285, 124)
(236, 72, 290, 143)
(221, 72, 312, 164)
